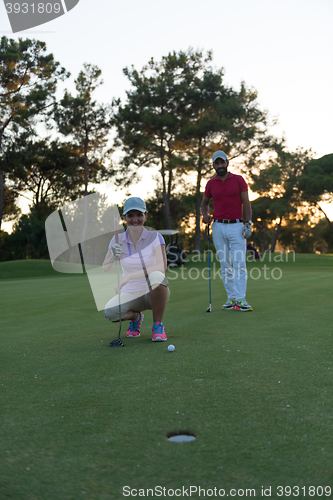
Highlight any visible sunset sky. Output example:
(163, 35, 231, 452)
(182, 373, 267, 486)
(1, 0, 332, 229)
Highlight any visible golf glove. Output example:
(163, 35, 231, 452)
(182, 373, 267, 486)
(242, 222, 252, 239)
(110, 243, 122, 261)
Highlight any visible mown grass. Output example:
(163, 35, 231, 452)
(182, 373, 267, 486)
(0, 254, 333, 499)
(0, 259, 71, 280)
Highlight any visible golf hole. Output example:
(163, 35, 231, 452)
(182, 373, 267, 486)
(167, 430, 196, 442)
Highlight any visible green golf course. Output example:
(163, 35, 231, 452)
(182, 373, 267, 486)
(1, 254, 333, 499)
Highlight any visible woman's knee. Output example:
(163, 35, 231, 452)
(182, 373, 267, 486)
(104, 305, 120, 322)
(148, 271, 169, 288)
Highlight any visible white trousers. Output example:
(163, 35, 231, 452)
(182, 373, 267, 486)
(212, 222, 247, 301)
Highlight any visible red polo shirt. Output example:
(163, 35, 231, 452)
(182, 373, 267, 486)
(204, 173, 248, 219)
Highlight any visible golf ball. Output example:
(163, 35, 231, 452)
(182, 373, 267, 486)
(168, 344, 175, 352)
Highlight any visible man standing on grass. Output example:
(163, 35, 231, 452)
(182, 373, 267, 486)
(201, 150, 253, 311)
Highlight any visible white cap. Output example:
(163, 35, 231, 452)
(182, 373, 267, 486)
(123, 197, 147, 215)
(212, 150, 228, 162)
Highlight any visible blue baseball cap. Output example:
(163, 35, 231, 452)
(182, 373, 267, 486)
(123, 197, 147, 215)
(212, 150, 228, 162)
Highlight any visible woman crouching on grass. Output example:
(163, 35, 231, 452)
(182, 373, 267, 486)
(103, 197, 170, 342)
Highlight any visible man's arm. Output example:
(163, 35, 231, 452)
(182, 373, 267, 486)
(241, 191, 252, 221)
(201, 195, 213, 224)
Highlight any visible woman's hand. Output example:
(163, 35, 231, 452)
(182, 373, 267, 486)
(110, 243, 122, 261)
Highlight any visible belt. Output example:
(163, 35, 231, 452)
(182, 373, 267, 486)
(214, 219, 242, 224)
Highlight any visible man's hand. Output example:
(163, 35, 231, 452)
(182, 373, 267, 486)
(201, 195, 213, 225)
(110, 243, 122, 261)
(242, 222, 252, 239)
(202, 215, 213, 225)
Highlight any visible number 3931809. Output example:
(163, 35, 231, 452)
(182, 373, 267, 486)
(5, 3, 62, 14)
(277, 485, 331, 497)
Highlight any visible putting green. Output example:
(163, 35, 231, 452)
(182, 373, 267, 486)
(0, 255, 332, 499)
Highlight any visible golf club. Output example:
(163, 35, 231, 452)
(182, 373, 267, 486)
(109, 213, 124, 347)
(139, 249, 152, 292)
(206, 223, 212, 312)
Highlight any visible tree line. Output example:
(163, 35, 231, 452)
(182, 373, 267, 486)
(1, 36, 332, 260)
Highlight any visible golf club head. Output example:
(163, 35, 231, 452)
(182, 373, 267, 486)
(206, 306, 212, 313)
(108, 338, 124, 347)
